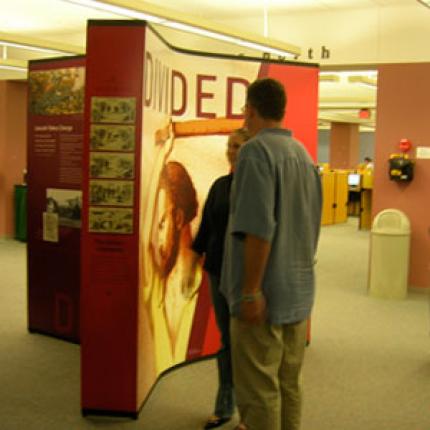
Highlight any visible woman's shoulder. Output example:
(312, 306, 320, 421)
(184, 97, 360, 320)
(211, 173, 232, 188)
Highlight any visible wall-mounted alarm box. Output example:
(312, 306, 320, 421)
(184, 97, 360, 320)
(388, 154, 414, 182)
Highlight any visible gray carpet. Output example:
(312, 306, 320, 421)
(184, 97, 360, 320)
(1, 219, 429, 430)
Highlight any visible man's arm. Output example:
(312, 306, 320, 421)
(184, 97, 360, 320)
(240, 233, 271, 324)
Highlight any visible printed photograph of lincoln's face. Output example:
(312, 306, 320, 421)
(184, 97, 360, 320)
(150, 161, 198, 280)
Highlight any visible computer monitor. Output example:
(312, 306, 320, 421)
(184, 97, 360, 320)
(348, 173, 361, 187)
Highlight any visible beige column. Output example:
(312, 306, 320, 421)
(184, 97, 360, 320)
(329, 122, 359, 169)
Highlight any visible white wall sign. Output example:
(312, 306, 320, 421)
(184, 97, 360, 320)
(416, 147, 430, 159)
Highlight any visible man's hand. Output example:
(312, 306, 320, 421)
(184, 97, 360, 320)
(155, 121, 173, 146)
(239, 294, 266, 324)
(181, 272, 196, 299)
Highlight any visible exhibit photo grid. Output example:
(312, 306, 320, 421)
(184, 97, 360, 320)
(88, 96, 137, 235)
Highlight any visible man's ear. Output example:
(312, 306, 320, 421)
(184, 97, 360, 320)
(247, 103, 258, 120)
(175, 208, 185, 229)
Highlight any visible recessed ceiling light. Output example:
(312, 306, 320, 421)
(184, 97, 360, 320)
(417, 0, 430, 8)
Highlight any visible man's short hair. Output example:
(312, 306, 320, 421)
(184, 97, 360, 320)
(247, 78, 286, 121)
(159, 161, 198, 224)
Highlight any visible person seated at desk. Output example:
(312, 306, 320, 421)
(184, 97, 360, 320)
(364, 157, 374, 170)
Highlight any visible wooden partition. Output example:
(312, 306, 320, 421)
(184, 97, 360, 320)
(321, 170, 348, 225)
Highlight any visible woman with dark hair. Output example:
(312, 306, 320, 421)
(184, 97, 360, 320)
(185, 128, 250, 429)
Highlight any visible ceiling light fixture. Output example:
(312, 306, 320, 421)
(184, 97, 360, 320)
(319, 74, 340, 83)
(0, 59, 27, 73)
(0, 31, 83, 56)
(348, 75, 377, 89)
(0, 41, 66, 55)
(320, 70, 377, 78)
(62, 0, 301, 58)
(65, 0, 165, 22)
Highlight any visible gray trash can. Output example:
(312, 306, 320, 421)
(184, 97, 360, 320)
(368, 209, 410, 299)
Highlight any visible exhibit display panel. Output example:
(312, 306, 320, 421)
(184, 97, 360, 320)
(321, 170, 349, 226)
(334, 171, 348, 224)
(27, 56, 85, 342)
(321, 171, 336, 225)
(81, 20, 318, 416)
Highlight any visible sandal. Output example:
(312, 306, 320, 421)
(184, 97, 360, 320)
(203, 415, 231, 429)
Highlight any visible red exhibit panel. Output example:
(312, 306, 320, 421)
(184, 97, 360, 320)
(81, 20, 319, 417)
(27, 56, 85, 342)
(81, 21, 146, 416)
(259, 62, 319, 161)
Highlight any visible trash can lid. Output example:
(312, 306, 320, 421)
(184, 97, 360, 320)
(372, 209, 410, 235)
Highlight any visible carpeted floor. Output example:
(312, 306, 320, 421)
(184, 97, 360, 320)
(0, 218, 429, 430)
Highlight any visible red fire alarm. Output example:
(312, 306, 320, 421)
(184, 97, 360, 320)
(399, 138, 412, 152)
(359, 108, 371, 119)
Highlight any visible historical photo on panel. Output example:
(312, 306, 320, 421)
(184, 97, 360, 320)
(90, 153, 135, 179)
(46, 188, 82, 228)
(29, 67, 85, 115)
(89, 180, 134, 206)
(90, 124, 135, 151)
(43, 212, 59, 242)
(91, 97, 136, 124)
(88, 207, 133, 234)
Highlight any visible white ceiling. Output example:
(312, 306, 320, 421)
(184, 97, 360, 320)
(1, 0, 428, 128)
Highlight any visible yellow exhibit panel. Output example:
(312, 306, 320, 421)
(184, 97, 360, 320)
(321, 171, 335, 225)
(360, 170, 373, 230)
(361, 170, 373, 189)
(334, 171, 348, 224)
(360, 189, 372, 230)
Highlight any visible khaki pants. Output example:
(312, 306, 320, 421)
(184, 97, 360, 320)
(230, 318, 307, 430)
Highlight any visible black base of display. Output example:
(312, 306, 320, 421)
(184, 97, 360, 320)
(28, 327, 80, 345)
(82, 408, 139, 420)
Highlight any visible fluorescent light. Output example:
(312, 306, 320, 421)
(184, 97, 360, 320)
(0, 41, 66, 55)
(0, 31, 83, 56)
(163, 21, 239, 43)
(164, 21, 296, 58)
(348, 75, 377, 88)
(319, 74, 340, 83)
(64, 0, 165, 23)
(62, 0, 300, 58)
(0, 59, 27, 72)
(357, 82, 377, 89)
(320, 70, 377, 78)
(0, 65, 27, 72)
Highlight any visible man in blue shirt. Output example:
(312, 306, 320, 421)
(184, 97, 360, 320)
(221, 78, 322, 430)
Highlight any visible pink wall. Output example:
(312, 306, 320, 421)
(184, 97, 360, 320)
(0, 81, 28, 239)
(373, 63, 430, 289)
(330, 122, 360, 169)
